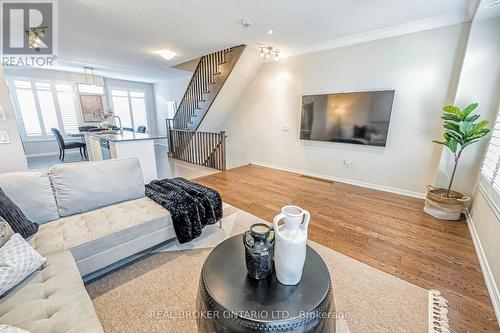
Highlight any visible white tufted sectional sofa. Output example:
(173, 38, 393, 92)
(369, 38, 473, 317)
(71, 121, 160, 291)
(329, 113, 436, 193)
(0, 158, 176, 333)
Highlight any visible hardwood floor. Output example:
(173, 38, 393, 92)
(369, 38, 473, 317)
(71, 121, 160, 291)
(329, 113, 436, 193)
(195, 164, 499, 332)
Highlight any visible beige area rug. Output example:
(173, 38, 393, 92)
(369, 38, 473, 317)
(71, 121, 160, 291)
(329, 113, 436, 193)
(86, 204, 448, 333)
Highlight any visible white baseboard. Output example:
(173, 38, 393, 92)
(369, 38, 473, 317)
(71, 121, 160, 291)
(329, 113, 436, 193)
(465, 209, 500, 326)
(251, 161, 426, 199)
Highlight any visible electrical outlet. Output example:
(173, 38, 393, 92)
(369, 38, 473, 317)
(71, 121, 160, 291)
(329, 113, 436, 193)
(282, 125, 290, 132)
(0, 106, 6, 121)
(0, 131, 10, 144)
(343, 159, 352, 168)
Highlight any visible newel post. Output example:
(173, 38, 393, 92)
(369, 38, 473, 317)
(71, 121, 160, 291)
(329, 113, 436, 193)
(166, 118, 173, 157)
(220, 131, 226, 171)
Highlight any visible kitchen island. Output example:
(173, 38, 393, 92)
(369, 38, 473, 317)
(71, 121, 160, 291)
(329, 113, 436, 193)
(85, 131, 165, 183)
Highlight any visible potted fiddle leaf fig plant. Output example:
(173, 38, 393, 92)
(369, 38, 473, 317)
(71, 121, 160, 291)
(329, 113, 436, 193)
(425, 103, 491, 220)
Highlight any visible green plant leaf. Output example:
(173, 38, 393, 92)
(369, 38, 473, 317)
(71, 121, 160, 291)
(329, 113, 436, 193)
(434, 103, 490, 153)
(465, 114, 480, 122)
(441, 114, 461, 122)
(461, 103, 478, 120)
(444, 122, 460, 133)
(445, 130, 464, 144)
(467, 129, 491, 141)
(443, 105, 461, 116)
(443, 124, 464, 142)
(462, 139, 480, 149)
(447, 138, 458, 153)
(472, 120, 489, 133)
(459, 121, 474, 136)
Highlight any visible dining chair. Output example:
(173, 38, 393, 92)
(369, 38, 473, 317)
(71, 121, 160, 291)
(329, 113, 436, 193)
(51, 128, 87, 161)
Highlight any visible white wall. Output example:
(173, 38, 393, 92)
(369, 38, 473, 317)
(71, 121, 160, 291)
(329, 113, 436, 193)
(199, 48, 263, 132)
(470, 188, 500, 323)
(462, 15, 500, 323)
(154, 75, 191, 136)
(2, 67, 157, 156)
(435, 17, 500, 195)
(216, 24, 468, 195)
(0, 67, 27, 172)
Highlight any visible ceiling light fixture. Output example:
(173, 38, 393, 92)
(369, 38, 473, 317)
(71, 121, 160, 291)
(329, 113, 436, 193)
(25, 26, 47, 52)
(268, 29, 273, 34)
(241, 18, 252, 28)
(83, 66, 96, 85)
(259, 46, 280, 61)
(485, 0, 500, 8)
(156, 50, 176, 60)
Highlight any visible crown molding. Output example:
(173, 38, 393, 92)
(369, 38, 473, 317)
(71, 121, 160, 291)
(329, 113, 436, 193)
(281, 12, 473, 59)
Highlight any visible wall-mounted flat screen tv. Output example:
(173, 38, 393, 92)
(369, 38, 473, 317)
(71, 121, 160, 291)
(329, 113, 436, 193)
(300, 90, 395, 147)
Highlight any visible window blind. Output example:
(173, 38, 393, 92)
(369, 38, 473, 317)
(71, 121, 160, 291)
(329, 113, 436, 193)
(480, 108, 500, 208)
(110, 88, 148, 131)
(8, 78, 80, 140)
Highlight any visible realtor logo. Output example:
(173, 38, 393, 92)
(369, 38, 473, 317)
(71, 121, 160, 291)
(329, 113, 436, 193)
(1, 0, 58, 66)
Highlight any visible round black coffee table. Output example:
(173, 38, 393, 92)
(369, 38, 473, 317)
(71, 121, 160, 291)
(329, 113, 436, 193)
(196, 235, 334, 332)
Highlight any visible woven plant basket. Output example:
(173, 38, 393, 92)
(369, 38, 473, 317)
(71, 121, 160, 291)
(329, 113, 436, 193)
(424, 185, 470, 220)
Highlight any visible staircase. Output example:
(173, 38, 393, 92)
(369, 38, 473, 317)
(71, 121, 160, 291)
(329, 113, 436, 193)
(172, 45, 246, 131)
(167, 45, 246, 170)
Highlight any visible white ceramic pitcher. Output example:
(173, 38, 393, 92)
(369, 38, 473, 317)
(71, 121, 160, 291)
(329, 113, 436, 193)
(273, 205, 310, 285)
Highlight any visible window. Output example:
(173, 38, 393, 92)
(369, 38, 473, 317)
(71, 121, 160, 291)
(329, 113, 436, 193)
(480, 107, 500, 208)
(110, 88, 148, 131)
(77, 83, 104, 95)
(8, 79, 79, 140)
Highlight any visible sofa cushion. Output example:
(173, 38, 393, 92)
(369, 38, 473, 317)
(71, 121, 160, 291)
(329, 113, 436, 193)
(0, 189, 38, 239)
(0, 234, 46, 297)
(0, 250, 104, 333)
(50, 158, 145, 217)
(30, 197, 174, 275)
(0, 171, 59, 224)
(0, 325, 30, 333)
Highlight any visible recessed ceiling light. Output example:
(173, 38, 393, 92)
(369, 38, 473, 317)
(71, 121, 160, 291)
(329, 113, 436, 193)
(241, 18, 252, 28)
(485, 0, 500, 8)
(268, 29, 273, 34)
(155, 50, 176, 60)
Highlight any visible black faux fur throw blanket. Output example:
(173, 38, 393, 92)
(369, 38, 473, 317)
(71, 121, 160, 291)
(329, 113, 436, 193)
(145, 178, 223, 244)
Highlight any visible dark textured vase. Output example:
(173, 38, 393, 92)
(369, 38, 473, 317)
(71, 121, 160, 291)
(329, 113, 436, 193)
(243, 223, 274, 280)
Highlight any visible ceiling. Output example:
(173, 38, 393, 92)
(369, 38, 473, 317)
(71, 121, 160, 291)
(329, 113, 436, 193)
(476, 0, 500, 21)
(54, 0, 478, 82)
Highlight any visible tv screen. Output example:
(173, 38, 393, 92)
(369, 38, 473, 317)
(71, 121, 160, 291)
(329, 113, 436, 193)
(300, 90, 395, 147)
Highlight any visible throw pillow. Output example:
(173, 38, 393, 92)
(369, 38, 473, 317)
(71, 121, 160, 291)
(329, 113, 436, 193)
(0, 216, 14, 247)
(0, 188, 38, 239)
(0, 325, 30, 333)
(0, 233, 46, 297)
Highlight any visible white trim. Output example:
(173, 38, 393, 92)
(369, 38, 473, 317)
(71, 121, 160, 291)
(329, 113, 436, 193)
(465, 208, 500, 326)
(478, 183, 500, 221)
(250, 161, 426, 199)
(281, 12, 472, 59)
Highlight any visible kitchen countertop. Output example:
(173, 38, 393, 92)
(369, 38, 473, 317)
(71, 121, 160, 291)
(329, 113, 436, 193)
(85, 131, 166, 142)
